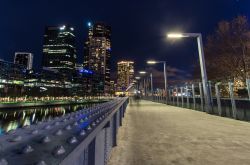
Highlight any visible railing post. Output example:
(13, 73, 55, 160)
(186, 85, 189, 109)
(156, 91, 159, 102)
(154, 91, 157, 102)
(83, 148, 89, 165)
(246, 79, 250, 101)
(160, 90, 162, 102)
(95, 129, 105, 165)
(104, 122, 111, 165)
(199, 82, 204, 112)
(208, 81, 213, 111)
(88, 139, 96, 165)
(215, 82, 222, 116)
(172, 89, 175, 105)
(229, 82, 237, 119)
(160, 89, 162, 102)
(112, 114, 117, 147)
(168, 90, 171, 105)
(181, 87, 184, 107)
(176, 87, 179, 106)
(192, 84, 196, 110)
(119, 107, 123, 126)
(159, 90, 161, 102)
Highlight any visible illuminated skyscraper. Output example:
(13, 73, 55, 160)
(84, 22, 111, 94)
(14, 52, 33, 70)
(42, 25, 76, 71)
(117, 61, 134, 91)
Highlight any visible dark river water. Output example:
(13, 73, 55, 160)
(0, 103, 98, 135)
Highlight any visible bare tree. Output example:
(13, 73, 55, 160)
(203, 16, 250, 83)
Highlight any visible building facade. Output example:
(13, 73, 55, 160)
(117, 61, 134, 91)
(0, 60, 26, 97)
(42, 25, 76, 72)
(84, 22, 111, 94)
(14, 52, 33, 70)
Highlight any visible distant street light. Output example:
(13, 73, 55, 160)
(150, 73, 153, 97)
(139, 71, 147, 74)
(139, 71, 147, 95)
(147, 60, 168, 102)
(167, 32, 212, 113)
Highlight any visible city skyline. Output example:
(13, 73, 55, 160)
(1, 2, 250, 165)
(0, 0, 249, 82)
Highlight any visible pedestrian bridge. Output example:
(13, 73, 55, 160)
(2, 98, 250, 165)
(108, 99, 250, 165)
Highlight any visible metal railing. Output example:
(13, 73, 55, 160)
(0, 97, 129, 165)
(143, 81, 250, 121)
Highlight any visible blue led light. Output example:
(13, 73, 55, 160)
(79, 69, 93, 74)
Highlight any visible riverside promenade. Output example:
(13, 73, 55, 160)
(108, 99, 250, 165)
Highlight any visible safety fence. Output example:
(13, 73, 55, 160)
(143, 80, 250, 121)
(0, 97, 129, 165)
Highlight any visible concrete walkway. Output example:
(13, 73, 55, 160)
(108, 99, 250, 165)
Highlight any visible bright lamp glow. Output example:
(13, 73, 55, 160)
(147, 60, 157, 64)
(87, 22, 92, 27)
(139, 71, 146, 74)
(167, 33, 185, 38)
(135, 77, 141, 80)
(60, 25, 66, 30)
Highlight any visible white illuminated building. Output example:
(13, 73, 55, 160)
(14, 52, 33, 70)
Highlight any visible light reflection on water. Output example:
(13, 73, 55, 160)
(0, 103, 96, 134)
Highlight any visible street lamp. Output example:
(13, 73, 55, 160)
(167, 32, 212, 113)
(147, 60, 168, 102)
(139, 71, 146, 74)
(138, 71, 154, 98)
(150, 73, 153, 97)
(139, 71, 147, 96)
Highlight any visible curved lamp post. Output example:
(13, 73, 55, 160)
(138, 71, 154, 97)
(167, 33, 212, 113)
(147, 60, 168, 102)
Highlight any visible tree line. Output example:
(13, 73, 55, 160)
(195, 15, 250, 87)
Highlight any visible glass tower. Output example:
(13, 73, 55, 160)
(42, 25, 76, 72)
(84, 22, 111, 94)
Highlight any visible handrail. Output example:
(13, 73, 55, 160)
(0, 97, 129, 165)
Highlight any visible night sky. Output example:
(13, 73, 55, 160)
(0, 0, 249, 85)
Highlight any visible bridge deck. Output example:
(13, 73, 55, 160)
(108, 99, 250, 165)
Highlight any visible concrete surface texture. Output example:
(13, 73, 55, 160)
(108, 99, 250, 165)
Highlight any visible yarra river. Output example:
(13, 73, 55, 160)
(0, 103, 99, 134)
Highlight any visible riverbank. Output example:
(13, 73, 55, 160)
(0, 99, 111, 109)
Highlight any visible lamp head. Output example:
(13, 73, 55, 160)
(147, 60, 157, 64)
(167, 33, 185, 38)
(139, 71, 146, 74)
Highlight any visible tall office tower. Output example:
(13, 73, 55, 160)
(14, 52, 33, 70)
(42, 25, 77, 72)
(117, 61, 134, 91)
(84, 22, 111, 94)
